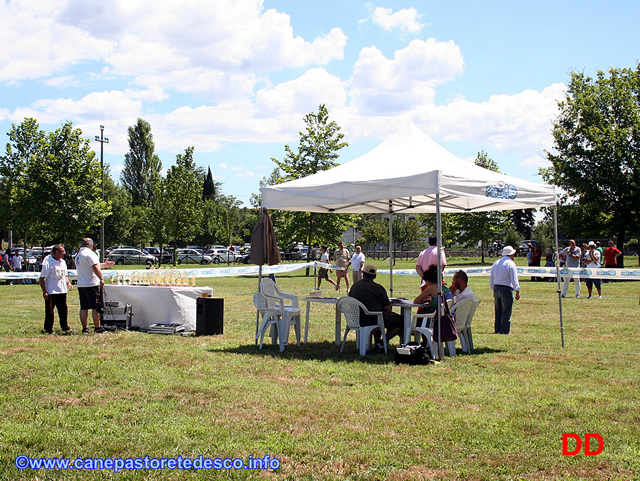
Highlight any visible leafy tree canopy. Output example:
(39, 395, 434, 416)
(542, 64, 640, 266)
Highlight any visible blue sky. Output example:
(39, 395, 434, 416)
(1, 0, 639, 207)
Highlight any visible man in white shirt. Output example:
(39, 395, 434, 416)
(560, 239, 581, 298)
(11, 250, 23, 284)
(347, 245, 366, 285)
(449, 270, 476, 303)
(39, 245, 73, 334)
(75, 238, 106, 334)
(584, 241, 602, 298)
(489, 246, 520, 334)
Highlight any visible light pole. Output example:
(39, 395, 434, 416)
(94, 126, 109, 262)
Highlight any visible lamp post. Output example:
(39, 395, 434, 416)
(94, 126, 109, 263)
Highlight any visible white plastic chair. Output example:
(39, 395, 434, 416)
(444, 298, 474, 356)
(409, 310, 436, 360)
(337, 297, 387, 356)
(459, 299, 480, 354)
(253, 292, 284, 351)
(260, 278, 301, 345)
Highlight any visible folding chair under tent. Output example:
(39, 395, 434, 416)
(260, 122, 566, 347)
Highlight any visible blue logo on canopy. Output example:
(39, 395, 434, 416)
(486, 184, 517, 200)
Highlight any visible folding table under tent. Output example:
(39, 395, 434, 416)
(261, 122, 563, 346)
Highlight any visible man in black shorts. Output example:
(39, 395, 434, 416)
(317, 245, 338, 290)
(349, 264, 403, 351)
(75, 238, 106, 334)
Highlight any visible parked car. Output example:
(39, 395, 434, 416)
(176, 248, 213, 265)
(517, 240, 540, 257)
(205, 248, 242, 264)
(283, 245, 309, 260)
(144, 247, 173, 264)
(107, 248, 157, 266)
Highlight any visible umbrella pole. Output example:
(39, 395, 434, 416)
(255, 266, 262, 345)
(553, 204, 565, 348)
(388, 201, 394, 296)
(436, 193, 443, 359)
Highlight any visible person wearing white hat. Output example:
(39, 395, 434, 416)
(489, 245, 520, 334)
(583, 241, 602, 298)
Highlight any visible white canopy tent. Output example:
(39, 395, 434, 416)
(261, 122, 564, 347)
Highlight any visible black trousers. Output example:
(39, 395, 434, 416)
(44, 294, 69, 332)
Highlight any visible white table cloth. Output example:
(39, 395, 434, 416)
(103, 285, 213, 331)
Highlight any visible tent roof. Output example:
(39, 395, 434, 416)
(261, 122, 556, 214)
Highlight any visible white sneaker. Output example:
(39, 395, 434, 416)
(598, 295, 603, 299)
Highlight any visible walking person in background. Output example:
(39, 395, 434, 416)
(39, 245, 73, 334)
(317, 245, 337, 290)
(489, 246, 520, 335)
(333, 242, 350, 292)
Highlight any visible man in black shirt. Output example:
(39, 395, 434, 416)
(349, 264, 403, 350)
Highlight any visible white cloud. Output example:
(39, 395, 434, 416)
(349, 39, 464, 115)
(371, 6, 424, 33)
(425, 83, 565, 157)
(1, 0, 347, 103)
(521, 155, 552, 168)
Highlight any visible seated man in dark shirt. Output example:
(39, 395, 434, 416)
(349, 264, 403, 351)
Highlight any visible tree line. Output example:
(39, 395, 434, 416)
(2, 64, 638, 266)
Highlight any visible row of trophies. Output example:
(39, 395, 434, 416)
(110, 266, 197, 287)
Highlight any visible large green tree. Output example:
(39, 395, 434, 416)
(542, 65, 640, 267)
(269, 104, 354, 252)
(161, 147, 204, 258)
(1, 119, 109, 247)
(0, 118, 47, 246)
(121, 118, 162, 207)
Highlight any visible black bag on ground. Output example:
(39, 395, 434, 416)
(394, 342, 430, 365)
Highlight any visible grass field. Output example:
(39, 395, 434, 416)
(0, 259, 638, 480)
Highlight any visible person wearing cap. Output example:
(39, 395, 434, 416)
(583, 241, 602, 298)
(349, 264, 403, 351)
(489, 245, 520, 334)
(75, 238, 106, 334)
(39, 245, 73, 334)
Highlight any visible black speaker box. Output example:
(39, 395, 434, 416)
(196, 297, 224, 336)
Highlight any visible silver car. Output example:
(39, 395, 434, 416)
(205, 248, 242, 264)
(176, 249, 213, 265)
(107, 248, 157, 266)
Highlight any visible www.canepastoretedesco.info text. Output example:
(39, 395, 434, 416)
(15, 454, 281, 472)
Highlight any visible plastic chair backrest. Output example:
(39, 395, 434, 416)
(253, 292, 269, 311)
(466, 299, 481, 328)
(450, 298, 473, 330)
(337, 297, 366, 329)
(261, 278, 279, 297)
